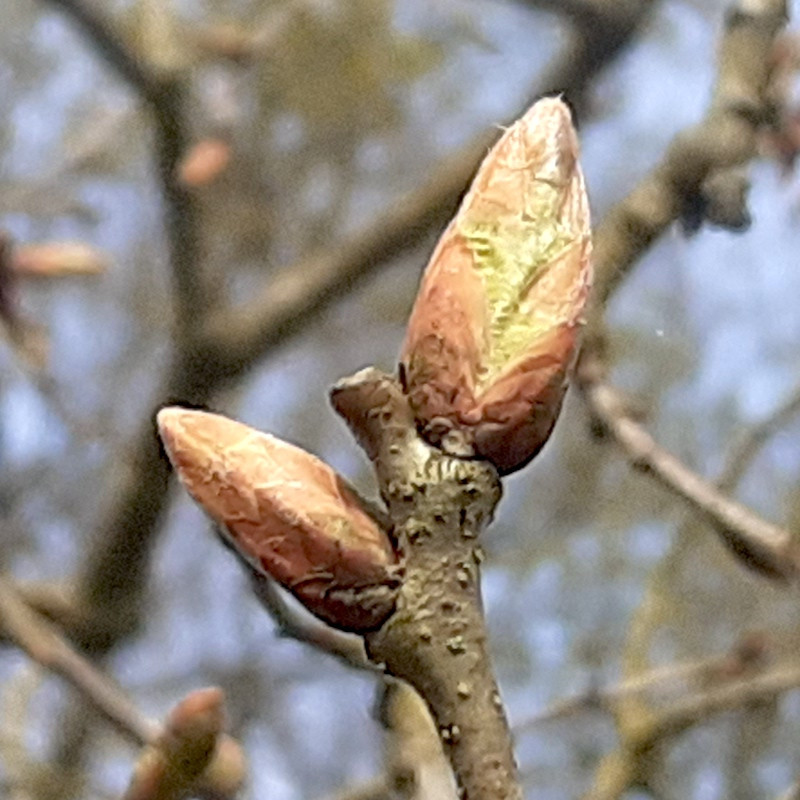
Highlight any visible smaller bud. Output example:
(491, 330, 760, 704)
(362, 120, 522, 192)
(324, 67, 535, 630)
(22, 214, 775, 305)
(157, 408, 400, 632)
(177, 138, 232, 187)
(401, 97, 592, 474)
(125, 688, 243, 800)
(163, 687, 225, 747)
(11, 241, 109, 277)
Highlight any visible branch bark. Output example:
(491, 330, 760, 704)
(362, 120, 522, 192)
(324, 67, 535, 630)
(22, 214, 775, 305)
(331, 369, 517, 800)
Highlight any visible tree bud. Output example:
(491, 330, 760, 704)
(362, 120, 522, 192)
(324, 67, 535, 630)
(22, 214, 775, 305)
(124, 687, 245, 800)
(400, 97, 592, 474)
(157, 408, 399, 631)
(177, 137, 232, 187)
(12, 241, 108, 277)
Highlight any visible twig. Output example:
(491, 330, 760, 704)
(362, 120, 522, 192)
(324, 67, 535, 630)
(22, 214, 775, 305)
(248, 575, 374, 673)
(42, 0, 652, 641)
(331, 369, 516, 800)
(0, 576, 156, 745)
(515, 633, 771, 731)
(579, 362, 800, 580)
(577, 0, 794, 582)
(719, 382, 800, 492)
(643, 662, 800, 742)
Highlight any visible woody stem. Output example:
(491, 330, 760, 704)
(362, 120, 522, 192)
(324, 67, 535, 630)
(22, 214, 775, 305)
(331, 369, 521, 800)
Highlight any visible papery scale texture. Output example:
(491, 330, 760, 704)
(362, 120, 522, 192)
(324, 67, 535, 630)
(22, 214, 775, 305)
(401, 97, 592, 473)
(157, 408, 398, 631)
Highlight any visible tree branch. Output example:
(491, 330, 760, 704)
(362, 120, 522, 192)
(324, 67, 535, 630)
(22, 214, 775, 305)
(331, 369, 516, 800)
(0, 576, 157, 745)
(0, 577, 243, 799)
(42, 0, 207, 339)
(643, 662, 800, 742)
(719, 381, 800, 492)
(578, 359, 800, 580)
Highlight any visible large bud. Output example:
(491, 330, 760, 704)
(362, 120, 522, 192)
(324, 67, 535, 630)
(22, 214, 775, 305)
(157, 408, 400, 632)
(400, 97, 592, 474)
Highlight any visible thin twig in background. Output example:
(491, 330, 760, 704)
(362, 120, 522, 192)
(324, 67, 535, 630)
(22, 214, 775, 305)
(0, 578, 243, 800)
(515, 633, 771, 731)
(644, 662, 800, 742)
(41, 0, 207, 334)
(248, 575, 373, 673)
(0, 577, 156, 745)
(719, 382, 800, 492)
(580, 363, 800, 580)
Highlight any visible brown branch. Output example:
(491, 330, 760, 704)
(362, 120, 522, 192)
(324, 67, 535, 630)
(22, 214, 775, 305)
(0, 576, 157, 745)
(0, 577, 243, 799)
(577, 0, 794, 583)
(642, 663, 800, 742)
(41, 0, 206, 340)
(533, 0, 655, 118)
(579, 361, 800, 580)
(577, 371, 798, 796)
(331, 369, 515, 800)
